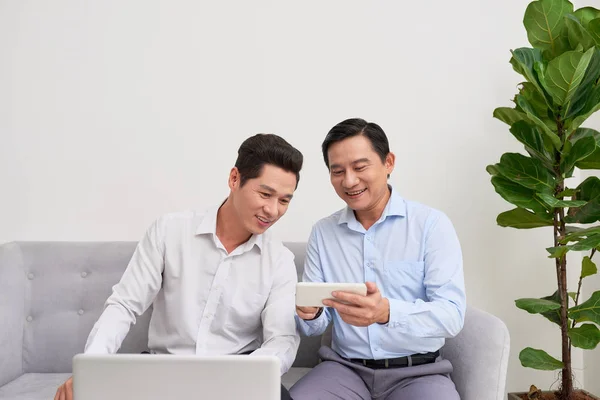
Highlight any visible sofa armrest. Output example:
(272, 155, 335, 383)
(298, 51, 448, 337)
(0, 242, 25, 387)
(441, 306, 510, 400)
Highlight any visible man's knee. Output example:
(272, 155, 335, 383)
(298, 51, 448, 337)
(289, 362, 369, 400)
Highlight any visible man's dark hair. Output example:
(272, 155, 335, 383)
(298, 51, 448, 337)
(235, 134, 303, 188)
(321, 118, 390, 169)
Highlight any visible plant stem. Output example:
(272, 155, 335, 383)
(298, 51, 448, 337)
(555, 206, 573, 400)
(570, 249, 596, 328)
(555, 115, 573, 400)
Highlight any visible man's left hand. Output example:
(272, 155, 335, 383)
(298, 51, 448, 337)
(322, 281, 389, 327)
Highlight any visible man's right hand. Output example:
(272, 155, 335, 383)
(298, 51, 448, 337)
(296, 306, 322, 320)
(54, 376, 73, 400)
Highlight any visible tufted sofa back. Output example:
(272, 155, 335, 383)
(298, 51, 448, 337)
(0, 241, 321, 387)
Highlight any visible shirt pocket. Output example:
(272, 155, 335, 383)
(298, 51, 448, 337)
(226, 292, 269, 331)
(384, 260, 425, 296)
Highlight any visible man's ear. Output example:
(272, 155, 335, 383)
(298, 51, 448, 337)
(228, 167, 241, 190)
(385, 152, 396, 175)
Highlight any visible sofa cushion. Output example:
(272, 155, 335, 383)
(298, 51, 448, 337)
(282, 367, 312, 389)
(0, 373, 71, 400)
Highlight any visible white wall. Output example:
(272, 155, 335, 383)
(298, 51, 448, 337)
(1, 0, 598, 393)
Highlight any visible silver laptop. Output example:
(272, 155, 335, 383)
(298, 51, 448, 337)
(73, 354, 281, 400)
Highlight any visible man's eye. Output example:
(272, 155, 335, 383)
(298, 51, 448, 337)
(280, 199, 290, 205)
(355, 166, 366, 171)
(332, 170, 343, 176)
(260, 192, 271, 198)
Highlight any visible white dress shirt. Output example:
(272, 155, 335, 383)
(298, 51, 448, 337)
(85, 206, 300, 374)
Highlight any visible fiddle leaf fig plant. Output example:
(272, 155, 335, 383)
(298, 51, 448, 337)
(488, 0, 600, 398)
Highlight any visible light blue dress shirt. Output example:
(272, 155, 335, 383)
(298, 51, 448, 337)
(296, 187, 466, 360)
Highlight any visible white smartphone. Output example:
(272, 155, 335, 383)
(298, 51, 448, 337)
(295, 282, 368, 307)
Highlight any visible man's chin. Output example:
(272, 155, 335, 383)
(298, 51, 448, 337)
(248, 224, 269, 235)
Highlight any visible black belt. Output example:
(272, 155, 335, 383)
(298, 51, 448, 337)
(349, 350, 439, 369)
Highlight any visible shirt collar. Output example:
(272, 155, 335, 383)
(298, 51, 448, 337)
(337, 185, 406, 226)
(195, 203, 264, 252)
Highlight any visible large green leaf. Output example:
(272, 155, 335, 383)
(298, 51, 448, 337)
(519, 82, 553, 121)
(524, 0, 573, 57)
(494, 153, 555, 192)
(564, 225, 600, 242)
(491, 176, 549, 212)
(564, 49, 600, 119)
(509, 121, 554, 167)
(590, 18, 600, 44)
(564, 14, 596, 50)
(571, 127, 600, 144)
(581, 256, 598, 278)
(493, 107, 528, 127)
(570, 234, 600, 251)
(570, 84, 600, 132)
(569, 290, 600, 324)
(571, 127, 600, 169)
(561, 136, 597, 174)
(536, 192, 587, 208)
(541, 290, 562, 325)
(516, 95, 562, 149)
(544, 49, 594, 107)
(511, 48, 546, 92)
(574, 7, 600, 27)
(516, 298, 561, 313)
(569, 323, 600, 349)
(546, 245, 570, 258)
(519, 347, 564, 370)
(497, 207, 554, 229)
(566, 176, 600, 223)
(549, 237, 600, 256)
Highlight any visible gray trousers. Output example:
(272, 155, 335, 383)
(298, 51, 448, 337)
(290, 346, 460, 400)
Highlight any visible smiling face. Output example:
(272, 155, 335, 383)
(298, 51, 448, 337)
(327, 135, 395, 217)
(229, 163, 297, 235)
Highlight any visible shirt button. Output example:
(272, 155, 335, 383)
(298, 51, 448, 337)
(78, 309, 84, 315)
(81, 271, 88, 278)
(27, 273, 34, 280)
(26, 316, 33, 322)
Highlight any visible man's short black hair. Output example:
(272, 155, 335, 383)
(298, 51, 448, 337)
(322, 118, 390, 169)
(235, 134, 303, 188)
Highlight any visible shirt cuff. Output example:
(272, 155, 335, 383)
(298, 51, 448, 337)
(387, 298, 413, 329)
(295, 309, 326, 336)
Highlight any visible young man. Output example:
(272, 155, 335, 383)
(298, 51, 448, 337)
(54, 134, 303, 400)
(291, 119, 466, 400)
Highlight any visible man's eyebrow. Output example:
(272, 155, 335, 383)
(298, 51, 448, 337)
(259, 184, 294, 199)
(330, 158, 371, 169)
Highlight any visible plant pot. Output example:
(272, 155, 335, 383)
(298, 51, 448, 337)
(508, 390, 599, 400)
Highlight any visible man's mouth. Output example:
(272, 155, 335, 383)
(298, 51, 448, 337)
(257, 216, 272, 226)
(346, 188, 367, 197)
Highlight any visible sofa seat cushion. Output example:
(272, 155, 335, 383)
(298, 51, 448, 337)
(0, 373, 71, 400)
(282, 367, 311, 389)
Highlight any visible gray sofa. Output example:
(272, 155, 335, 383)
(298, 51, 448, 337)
(0, 241, 510, 400)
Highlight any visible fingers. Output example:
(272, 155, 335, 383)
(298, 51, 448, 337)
(330, 291, 364, 305)
(365, 281, 379, 295)
(323, 300, 362, 317)
(66, 377, 73, 400)
(296, 306, 321, 320)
